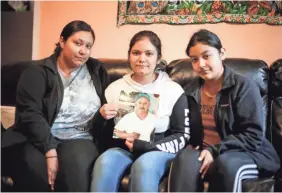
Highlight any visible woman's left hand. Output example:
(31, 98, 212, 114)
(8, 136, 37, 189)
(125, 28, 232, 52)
(198, 149, 214, 179)
(99, 104, 118, 120)
(125, 138, 134, 152)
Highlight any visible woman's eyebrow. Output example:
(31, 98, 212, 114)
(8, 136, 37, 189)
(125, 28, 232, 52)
(77, 38, 93, 44)
(200, 50, 211, 55)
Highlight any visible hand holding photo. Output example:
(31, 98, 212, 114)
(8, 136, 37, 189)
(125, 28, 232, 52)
(0, 106, 16, 129)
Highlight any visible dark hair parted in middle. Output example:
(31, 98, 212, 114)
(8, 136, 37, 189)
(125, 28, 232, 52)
(128, 30, 162, 59)
(186, 29, 222, 56)
(54, 20, 95, 56)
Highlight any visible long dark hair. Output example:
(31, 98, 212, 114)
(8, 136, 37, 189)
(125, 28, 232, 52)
(54, 20, 95, 56)
(186, 29, 222, 56)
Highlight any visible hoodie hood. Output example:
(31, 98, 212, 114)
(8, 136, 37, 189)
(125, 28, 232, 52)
(122, 71, 172, 92)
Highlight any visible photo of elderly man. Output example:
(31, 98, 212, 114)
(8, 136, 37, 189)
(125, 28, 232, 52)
(114, 93, 156, 142)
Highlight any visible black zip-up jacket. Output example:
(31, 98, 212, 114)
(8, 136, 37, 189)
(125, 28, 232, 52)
(13, 54, 109, 154)
(186, 65, 280, 173)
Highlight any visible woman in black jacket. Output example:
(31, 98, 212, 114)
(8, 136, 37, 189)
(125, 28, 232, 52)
(4, 20, 113, 192)
(168, 29, 280, 192)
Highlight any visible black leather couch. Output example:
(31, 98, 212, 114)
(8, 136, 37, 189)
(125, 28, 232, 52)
(1, 58, 282, 192)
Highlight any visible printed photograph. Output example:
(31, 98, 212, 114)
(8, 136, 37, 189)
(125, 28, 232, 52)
(113, 91, 160, 142)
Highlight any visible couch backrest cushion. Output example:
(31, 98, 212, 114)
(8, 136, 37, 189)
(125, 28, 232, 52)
(98, 58, 132, 84)
(166, 58, 269, 135)
(1, 61, 32, 106)
(270, 59, 282, 97)
(269, 59, 282, 172)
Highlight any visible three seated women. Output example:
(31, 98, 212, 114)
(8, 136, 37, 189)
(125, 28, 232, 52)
(3, 20, 280, 192)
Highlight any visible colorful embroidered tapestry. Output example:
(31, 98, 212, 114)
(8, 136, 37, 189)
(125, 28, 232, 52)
(117, 0, 282, 26)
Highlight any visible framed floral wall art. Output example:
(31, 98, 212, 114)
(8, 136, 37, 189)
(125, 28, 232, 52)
(117, 0, 282, 26)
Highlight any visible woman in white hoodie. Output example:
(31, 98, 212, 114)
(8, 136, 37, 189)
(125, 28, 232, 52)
(90, 30, 190, 192)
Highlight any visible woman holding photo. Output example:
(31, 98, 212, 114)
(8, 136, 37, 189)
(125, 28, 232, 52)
(90, 30, 191, 192)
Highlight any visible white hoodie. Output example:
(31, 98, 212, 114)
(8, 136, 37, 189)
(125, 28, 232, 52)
(105, 71, 190, 154)
(105, 71, 184, 133)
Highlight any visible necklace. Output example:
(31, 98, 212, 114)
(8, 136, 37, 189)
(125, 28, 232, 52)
(203, 90, 216, 98)
(202, 87, 220, 98)
(57, 63, 84, 88)
(202, 79, 222, 99)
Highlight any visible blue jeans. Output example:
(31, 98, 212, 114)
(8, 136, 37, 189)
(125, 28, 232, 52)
(90, 147, 175, 192)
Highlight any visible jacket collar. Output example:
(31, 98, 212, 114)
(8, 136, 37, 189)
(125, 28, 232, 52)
(185, 65, 236, 98)
(41, 54, 59, 74)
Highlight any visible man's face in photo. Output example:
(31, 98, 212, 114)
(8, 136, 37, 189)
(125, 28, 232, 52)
(135, 96, 151, 115)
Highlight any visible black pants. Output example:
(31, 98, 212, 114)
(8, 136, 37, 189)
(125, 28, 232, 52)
(4, 139, 99, 192)
(168, 148, 258, 192)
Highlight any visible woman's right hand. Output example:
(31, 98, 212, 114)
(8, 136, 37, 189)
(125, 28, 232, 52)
(45, 149, 58, 191)
(99, 104, 118, 120)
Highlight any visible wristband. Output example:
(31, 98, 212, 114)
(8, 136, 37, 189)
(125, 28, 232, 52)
(46, 156, 57, 159)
